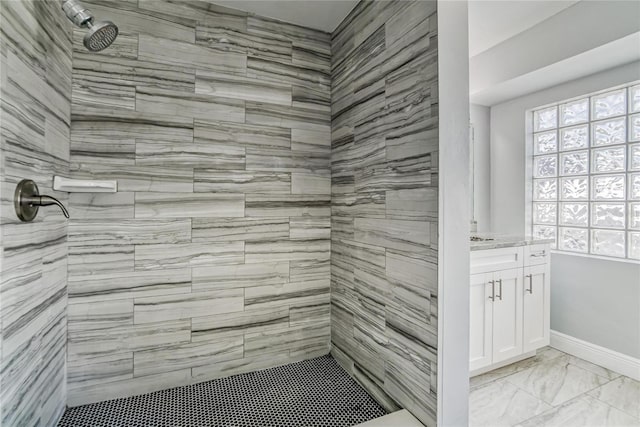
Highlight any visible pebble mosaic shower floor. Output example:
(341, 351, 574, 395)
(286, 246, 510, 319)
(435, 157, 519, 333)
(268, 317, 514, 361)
(57, 355, 388, 427)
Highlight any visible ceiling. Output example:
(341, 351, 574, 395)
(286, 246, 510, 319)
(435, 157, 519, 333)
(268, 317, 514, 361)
(469, 0, 640, 105)
(214, 0, 580, 48)
(471, 33, 640, 105)
(210, 0, 636, 108)
(468, 0, 579, 57)
(212, 1, 359, 33)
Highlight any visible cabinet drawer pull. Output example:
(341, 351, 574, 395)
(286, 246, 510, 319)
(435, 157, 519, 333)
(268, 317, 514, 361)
(488, 280, 495, 301)
(530, 251, 546, 258)
(496, 279, 503, 301)
(525, 274, 533, 294)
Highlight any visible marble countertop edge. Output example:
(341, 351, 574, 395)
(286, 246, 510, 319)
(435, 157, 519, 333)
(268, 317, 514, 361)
(470, 233, 555, 251)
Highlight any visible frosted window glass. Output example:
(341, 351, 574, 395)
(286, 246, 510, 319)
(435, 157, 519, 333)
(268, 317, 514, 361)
(629, 232, 640, 260)
(591, 203, 625, 228)
(560, 125, 589, 151)
(534, 131, 557, 154)
(630, 114, 640, 141)
(592, 175, 625, 200)
(532, 83, 638, 260)
(630, 144, 640, 171)
(592, 89, 626, 120)
(533, 203, 556, 224)
(534, 106, 557, 131)
(592, 118, 626, 146)
(631, 85, 640, 113)
(560, 99, 588, 125)
(560, 151, 588, 176)
(559, 227, 588, 253)
(561, 177, 588, 200)
(591, 147, 625, 173)
(533, 179, 557, 201)
(533, 225, 557, 248)
(629, 173, 640, 200)
(559, 202, 588, 226)
(534, 155, 557, 178)
(630, 203, 640, 230)
(591, 229, 625, 257)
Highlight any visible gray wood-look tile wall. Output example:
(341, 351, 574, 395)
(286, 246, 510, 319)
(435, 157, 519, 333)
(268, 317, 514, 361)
(1, 0, 441, 423)
(329, 2, 439, 425)
(0, 0, 72, 425)
(67, 0, 332, 406)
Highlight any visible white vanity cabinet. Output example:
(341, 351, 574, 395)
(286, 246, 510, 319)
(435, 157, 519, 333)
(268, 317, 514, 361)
(469, 243, 550, 374)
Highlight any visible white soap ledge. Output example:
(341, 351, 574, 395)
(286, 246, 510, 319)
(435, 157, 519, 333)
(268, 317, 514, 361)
(53, 176, 117, 193)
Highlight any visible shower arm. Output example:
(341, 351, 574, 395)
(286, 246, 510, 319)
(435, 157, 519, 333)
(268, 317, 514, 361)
(61, 0, 94, 27)
(29, 195, 70, 218)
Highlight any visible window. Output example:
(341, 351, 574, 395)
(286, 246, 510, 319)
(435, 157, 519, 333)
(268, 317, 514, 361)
(531, 82, 640, 260)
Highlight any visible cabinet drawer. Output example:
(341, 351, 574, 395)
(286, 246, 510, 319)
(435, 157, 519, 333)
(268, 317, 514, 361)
(470, 247, 524, 274)
(524, 244, 549, 266)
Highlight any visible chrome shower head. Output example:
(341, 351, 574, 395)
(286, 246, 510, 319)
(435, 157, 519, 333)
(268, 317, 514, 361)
(84, 20, 119, 52)
(61, 0, 118, 52)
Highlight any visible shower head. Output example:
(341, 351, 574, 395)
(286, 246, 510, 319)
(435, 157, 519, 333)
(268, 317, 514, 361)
(61, 0, 118, 52)
(84, 20, 119, 52)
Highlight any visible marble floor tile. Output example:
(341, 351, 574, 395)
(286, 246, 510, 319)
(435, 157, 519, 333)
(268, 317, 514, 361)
(506, 354, 610, 406)
(470, 347, 564, 389)
(565, 354, 623, 381)
(356, 409, 424, 427)
(469, 347, 640, 427)
(588, 376, 640, 419)
(517, 395, 640, 427)
(469, 378, 551, 427)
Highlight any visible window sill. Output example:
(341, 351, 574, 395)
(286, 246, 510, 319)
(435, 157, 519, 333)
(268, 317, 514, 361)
(550, 249, 640, 265)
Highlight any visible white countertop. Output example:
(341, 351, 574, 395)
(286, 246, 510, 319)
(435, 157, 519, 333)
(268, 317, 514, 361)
(470, 233, 554, 251)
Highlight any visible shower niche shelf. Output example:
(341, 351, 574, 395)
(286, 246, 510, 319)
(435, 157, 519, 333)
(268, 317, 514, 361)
(53, 176, 117, 193)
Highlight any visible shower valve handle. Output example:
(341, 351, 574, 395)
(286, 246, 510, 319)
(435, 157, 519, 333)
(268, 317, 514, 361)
(14, 179, 70, 222)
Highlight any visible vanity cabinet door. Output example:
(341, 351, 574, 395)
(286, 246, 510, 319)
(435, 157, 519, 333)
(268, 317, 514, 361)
(491, 268, 523, 364)
(523, 263, 551, 352)
(469, 273, 493, 371)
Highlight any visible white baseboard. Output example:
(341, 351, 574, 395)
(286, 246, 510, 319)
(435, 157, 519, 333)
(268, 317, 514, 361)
(550, 330, 640, 381)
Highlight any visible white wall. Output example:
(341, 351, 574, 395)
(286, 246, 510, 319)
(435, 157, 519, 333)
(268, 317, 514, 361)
(437, 1, 470, 425)
(470, 104, 490, 232)
(489, 60, 640, 359)
(551, 253, 640, 359)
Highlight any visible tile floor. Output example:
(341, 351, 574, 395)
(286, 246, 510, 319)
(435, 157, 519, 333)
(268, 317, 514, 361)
(356, 409, 424, 427)
(58, 355, 387, 427)
(469, 347, 640, 427)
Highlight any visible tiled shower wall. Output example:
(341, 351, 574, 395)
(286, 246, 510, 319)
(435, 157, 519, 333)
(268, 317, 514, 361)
(0, 0, 72, 425)
(329, 1, 439, 425)
(67, 0, 332, 406)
